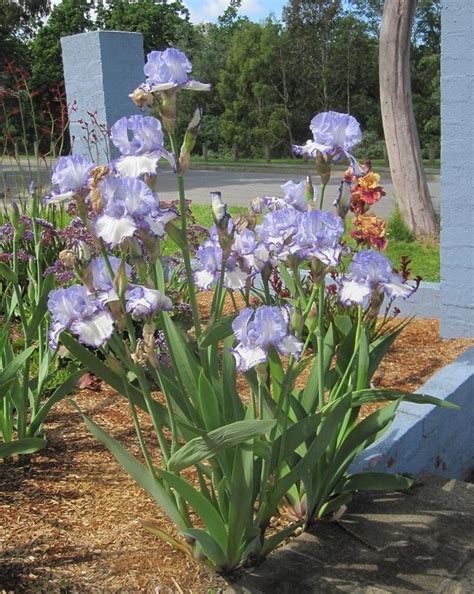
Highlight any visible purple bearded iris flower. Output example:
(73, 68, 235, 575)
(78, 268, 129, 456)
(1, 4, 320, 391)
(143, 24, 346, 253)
(255, 207, 302, 261)
(45, 155, 94, 204)
(110, 115, 176, 178)
(125, 285, 173, 320)
(339, 250, 414, 307)
(231, 306, 303, 372)
(291, 210, 344, 266)
(94, 176, 177, 246)
(293, 111, 363, 175)
(47, 284, 114, 349)
(89, 255, 132, 303)
(143, 48, 211, 93)
(262, 180, 309, 212)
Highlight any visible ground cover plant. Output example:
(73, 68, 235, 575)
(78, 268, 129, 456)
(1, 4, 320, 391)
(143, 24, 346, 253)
(1, 47, 453, 575)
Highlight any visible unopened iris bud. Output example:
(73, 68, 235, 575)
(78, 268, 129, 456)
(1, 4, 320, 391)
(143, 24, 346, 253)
(291, 307, 304, 335)
(305, 175, 315, 203)
(316, 152, 332, 187)
(179, 108, 202, 174)
(156, 90, 177, 135)
(74, 240, 91, 264)
(114, 260, 129, 297)
(310, 258, 326, 285)
(211, 191, 229, 229)
(334, 179, 352, 219)
(305, 303, 318, 333)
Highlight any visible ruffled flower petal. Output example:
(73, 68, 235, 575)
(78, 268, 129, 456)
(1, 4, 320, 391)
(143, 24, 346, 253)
(95, 214, 137, 246)
(70, 310, 114, 348)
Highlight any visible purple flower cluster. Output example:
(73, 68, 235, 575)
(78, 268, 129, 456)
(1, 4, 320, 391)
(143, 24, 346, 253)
(255, 208, 344, 266)
(194, 225, 269, 291)
(338, 250, 414, 307)
(231, 306, 303, 372)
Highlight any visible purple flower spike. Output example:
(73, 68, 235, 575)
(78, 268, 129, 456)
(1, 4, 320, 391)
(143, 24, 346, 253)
(45, 155, 94, 204)
(293, 111, 363, 175)
(110, 115, 176, 178)
(47, 284, 114, 349)
(143, 48, 211, 93)
(339, 250, 415, 307)
(231, 306, 303, 372)
(125, 285, 173, 320)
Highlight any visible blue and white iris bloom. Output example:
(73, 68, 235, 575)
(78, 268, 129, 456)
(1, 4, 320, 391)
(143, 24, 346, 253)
(110, 115, 176, 178)
(293, 111, 363, 175)
(47, 285, 114, 349)
(231, 306, 303, 372)
(45, 155, 94, 204)
(339, 250, 414, 307)
(263, 180, 309, 212)
(125, 285, 173, 320)
(89, 256, 132, 303)
(292, 210, 344, 266)
(94, 176, 177, 247)
(144, 48, 211, 93)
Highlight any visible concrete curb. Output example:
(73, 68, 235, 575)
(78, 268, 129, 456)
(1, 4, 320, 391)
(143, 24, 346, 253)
(351, 345, 474, 480)
(392, 281, 440, 318)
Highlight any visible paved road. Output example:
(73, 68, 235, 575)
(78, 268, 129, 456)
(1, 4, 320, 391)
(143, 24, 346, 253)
(1, 164, 440, 220)
(157, 168, 440, 220)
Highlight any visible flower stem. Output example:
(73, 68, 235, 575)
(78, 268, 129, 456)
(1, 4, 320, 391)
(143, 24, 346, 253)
(169, 133, 201, 338)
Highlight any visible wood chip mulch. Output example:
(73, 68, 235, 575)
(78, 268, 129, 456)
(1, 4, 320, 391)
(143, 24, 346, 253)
(0, 319, 472, 593)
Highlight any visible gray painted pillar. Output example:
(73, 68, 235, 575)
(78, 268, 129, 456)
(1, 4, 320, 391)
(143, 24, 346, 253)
(61, 31, 144, 164)
(440, 2, 474, 338)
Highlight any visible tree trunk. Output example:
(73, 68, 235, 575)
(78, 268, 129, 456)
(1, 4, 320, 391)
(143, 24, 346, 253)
(379, 0, 437, 236)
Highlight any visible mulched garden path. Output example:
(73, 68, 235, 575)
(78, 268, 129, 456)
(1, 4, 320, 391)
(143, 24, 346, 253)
(1, 319, 472, 593)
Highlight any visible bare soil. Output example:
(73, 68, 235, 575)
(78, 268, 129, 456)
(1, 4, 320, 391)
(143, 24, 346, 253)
(0, 319, 472, 593)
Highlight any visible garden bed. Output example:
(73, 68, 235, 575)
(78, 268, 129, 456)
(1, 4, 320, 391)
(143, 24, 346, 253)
(1, 319, 472, 593)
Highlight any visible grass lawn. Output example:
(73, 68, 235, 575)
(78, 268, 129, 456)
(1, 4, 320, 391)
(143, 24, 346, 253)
(165, 204, 440, 283)
(191, 156, 440, 171)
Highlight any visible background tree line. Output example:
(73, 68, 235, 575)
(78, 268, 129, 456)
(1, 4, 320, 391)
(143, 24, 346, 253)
(0, 0, 440, 161)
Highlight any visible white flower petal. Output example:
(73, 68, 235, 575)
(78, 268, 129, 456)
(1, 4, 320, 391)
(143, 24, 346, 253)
(232, 344, 267, 372)
(278, 335, 304, 358)
(44, 190, 75, 204)
(71, 311, 114, 348)
(224, 268, 248, 290)
(195, 270, 216, 290)
(185, 80, 212, 92)
(339, 279, 372, 306)
(150, 82, 178, 92)
(114, 154, 159, 178)
(95, 214, 137, 246)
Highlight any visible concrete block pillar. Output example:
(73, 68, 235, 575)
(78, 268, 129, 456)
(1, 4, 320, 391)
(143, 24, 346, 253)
(440, 2, 474, 338)
(61, 31, 144, 163)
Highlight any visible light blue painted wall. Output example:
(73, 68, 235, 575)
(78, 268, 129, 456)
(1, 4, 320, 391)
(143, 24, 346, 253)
(61, 31, 144, 164)
(440, 2, 474, 338)
(351, 346, 474, 480)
